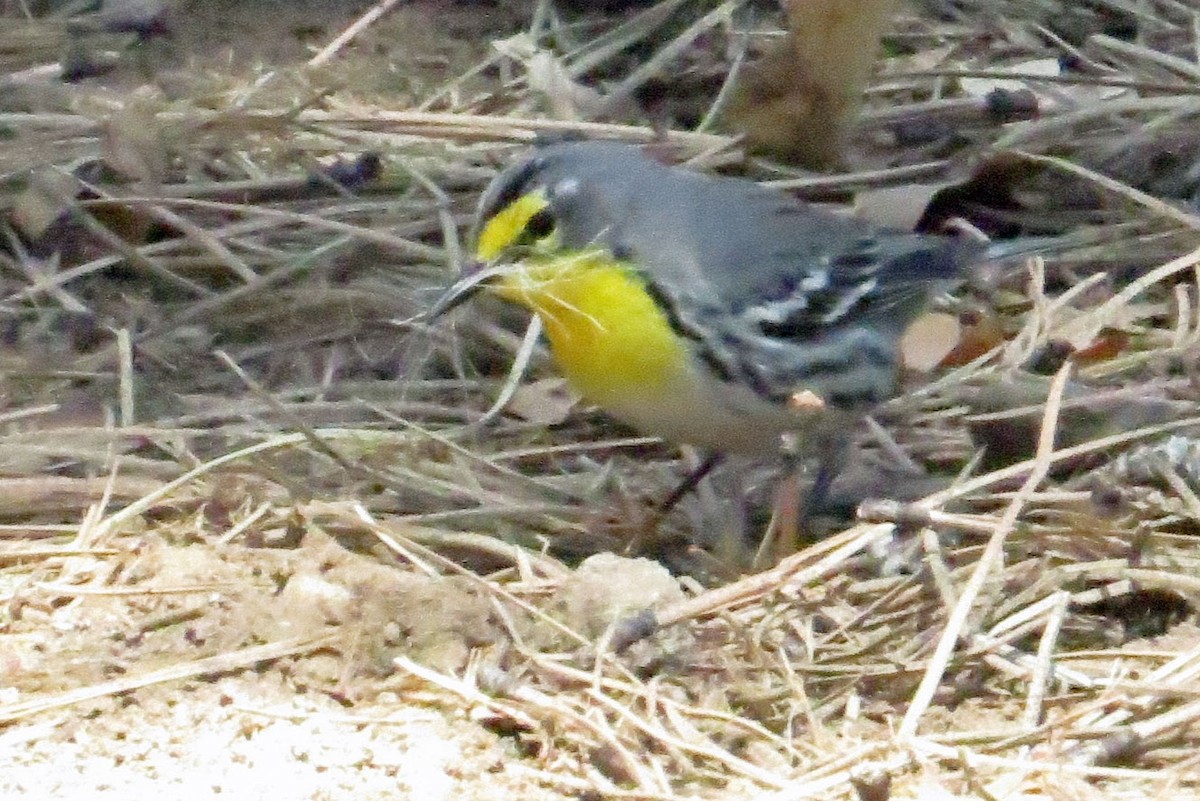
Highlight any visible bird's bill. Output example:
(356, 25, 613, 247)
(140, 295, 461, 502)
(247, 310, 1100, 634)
(426, 260, 501, 320)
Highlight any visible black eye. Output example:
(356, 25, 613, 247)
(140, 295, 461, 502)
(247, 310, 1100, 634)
(525, 208, 556, 239)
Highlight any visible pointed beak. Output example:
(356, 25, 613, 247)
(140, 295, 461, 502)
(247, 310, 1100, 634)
(426, 260, 492, 321)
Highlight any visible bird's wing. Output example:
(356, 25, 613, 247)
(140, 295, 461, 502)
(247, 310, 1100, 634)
(617, 169, 979, 342)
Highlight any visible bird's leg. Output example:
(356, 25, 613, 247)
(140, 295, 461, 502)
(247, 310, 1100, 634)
(657, 451, 725, 516)
(755, 432, 801, 565)
(758, 429, 852, 564)
(805, 434, 852, 521)
(619, 451, 729, 568)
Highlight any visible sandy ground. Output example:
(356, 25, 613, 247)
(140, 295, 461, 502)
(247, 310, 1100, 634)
(0, 3, 577, 799)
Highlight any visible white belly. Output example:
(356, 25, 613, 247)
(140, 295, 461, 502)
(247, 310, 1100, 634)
(595, 354, 820, 455)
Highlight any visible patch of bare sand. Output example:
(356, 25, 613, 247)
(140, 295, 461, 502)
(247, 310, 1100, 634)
(0, 522, 566, 801)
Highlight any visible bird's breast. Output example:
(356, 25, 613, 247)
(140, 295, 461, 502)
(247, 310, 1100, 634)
(495, 254, 688, 401)
(493, 254, 806, 454)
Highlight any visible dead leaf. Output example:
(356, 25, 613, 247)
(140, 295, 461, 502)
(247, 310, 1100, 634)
(900, 311, 962, 372)
(102, 88, 169, 185)
(938, 309, 1007, 368)
(1053, 303, 1148, 352)
(9, 168, 80, 241)
(854, 183, 944, 230)
(915, 151, 1046, 236)
(526, 50, 605, 120)
(1072, 328, 1131, 364)
(493, 34, 604, 121)
(506, 378, 579, 425)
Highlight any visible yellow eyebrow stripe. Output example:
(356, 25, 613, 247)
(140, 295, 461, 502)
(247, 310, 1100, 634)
(475, 191, 550, 262)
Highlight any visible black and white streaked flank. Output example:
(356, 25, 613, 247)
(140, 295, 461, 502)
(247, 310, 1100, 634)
(477, 140, 987, 410)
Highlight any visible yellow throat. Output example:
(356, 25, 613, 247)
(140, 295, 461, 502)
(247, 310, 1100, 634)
(474, 194, 691, 406)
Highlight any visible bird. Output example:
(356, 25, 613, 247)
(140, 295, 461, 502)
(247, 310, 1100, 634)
(431, 140, 1040, 530)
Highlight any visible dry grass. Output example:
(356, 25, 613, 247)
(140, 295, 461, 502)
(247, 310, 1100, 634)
(2, 0, 1200, 798)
